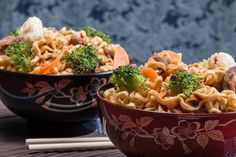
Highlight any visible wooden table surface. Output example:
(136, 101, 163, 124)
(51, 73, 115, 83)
(0, 102, 126, 157)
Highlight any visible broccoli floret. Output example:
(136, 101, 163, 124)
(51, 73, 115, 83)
(64, 45, 98, 74)
(82, 26, 112, 44)
(5, 41, 33, 72)
(6, 41, 32, 57)
(11, 56, 32, 72)
(111, 65, 145, 92)
(169, 70, 201, 97)
(10, 27, 20, 36)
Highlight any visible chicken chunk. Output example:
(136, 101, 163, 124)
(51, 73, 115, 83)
(208, 52, 236, 69)
(19, 16, 43, 42)
(223, 65, 236, 92)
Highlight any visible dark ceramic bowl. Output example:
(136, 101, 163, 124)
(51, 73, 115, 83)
(97, 83, 236, 157)
(0, 69, 112, 123)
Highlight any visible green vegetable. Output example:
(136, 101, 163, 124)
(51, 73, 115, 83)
(64, 45, 98, 74)
(82, 26, 112, 44)
(111, 65, 145, 92)
(169, 70, 201, 97)
(5, 41, 33, 73)
(10, 27, 20, 36)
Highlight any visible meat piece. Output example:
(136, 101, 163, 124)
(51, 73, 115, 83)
(19, 16, 43, 42)
(223, 65, 236, 92)
(0, 35, 20, 52)
(70, 33, 83, 45)
(208, 52, 236, 69)
(153, 53, 170, 65)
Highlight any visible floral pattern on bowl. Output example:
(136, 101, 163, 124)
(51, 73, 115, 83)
(97, 83, 236, 157)
(109, 114, 236, 155)
(22, 77, 107, 112)
(0, 70, 112, 122)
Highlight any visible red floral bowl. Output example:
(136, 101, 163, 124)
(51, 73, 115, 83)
(0, 69, 112, 122)
(97, 83, 236, 157)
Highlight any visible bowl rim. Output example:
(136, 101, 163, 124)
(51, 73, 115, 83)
(0, 68, 113, 77)
(97, 83, 236, 116)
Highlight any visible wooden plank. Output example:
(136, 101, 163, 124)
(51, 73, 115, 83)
(0, 103, 126, 157)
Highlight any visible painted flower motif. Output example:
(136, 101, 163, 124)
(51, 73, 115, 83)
(171, 120, 200, 141)
(153, 127, 175, 150)
(70, 86, 88, 103)
(22, 82, 36, 96)
(86, 77, 107, 96)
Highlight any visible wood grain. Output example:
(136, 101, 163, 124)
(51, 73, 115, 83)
(0, 102, 125, 157)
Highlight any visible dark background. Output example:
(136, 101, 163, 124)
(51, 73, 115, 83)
(0, 0, 236, 64)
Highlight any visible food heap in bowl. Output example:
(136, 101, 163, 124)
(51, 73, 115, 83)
(103, 50, 236, 113)
(0, 16, 129, 74)
(0, 16, 130, 122)
(98, 50, 236, 157)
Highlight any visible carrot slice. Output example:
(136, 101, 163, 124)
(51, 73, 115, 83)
(113, 46, 130, 68)
(140, 67, 157, 82)
(33, 53, 63, 74)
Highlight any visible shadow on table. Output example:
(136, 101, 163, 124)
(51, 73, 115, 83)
(27, 117, 103, 138)
(0, 114, 27, 142)
(0, 111, 104, 141)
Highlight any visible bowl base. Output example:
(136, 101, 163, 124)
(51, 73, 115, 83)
(26, 117, 101, 138)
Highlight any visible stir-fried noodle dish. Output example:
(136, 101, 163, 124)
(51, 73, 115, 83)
(0, 16, 129, 74)
(103, 50, 236, 113)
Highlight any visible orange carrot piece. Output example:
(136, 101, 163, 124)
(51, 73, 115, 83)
(140, 67, 157, 82)
(113, 46, 130, 68)
(33, 53, 63, 74)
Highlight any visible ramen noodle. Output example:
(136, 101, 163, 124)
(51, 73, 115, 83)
(103, 51, 236, 113)
(0, 16, 129, 74)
